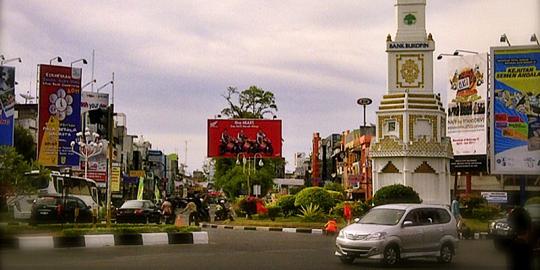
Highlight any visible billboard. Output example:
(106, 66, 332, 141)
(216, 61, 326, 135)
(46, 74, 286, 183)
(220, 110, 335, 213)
(207, 119, 282, 158)
(0, 66, 16, 146)
(38, 65, 82, 167)
(446, 53, 488, 172)
(81, 91, 109, 182)
(490, 46, 540, 175)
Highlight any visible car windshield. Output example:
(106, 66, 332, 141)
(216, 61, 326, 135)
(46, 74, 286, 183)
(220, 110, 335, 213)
(358, 208, 406, 225)
(36, 197, 59, 207)
(121, 200, 144, 209)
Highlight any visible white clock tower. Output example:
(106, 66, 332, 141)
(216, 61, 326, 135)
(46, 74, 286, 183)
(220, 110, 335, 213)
(370, 0, 453, 204)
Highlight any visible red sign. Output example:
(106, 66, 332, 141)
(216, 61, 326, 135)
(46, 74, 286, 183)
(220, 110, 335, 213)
(207, 119, 282, 158)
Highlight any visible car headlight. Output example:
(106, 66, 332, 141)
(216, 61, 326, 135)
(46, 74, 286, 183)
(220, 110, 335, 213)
(489, 222, 496, 230)
(366, 232, 387, 240)
(338, 230, 345, 238)
(495, 223, 510, 231)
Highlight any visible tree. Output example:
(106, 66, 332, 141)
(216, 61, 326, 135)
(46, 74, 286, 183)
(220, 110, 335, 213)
(0, 147, 31, 210)
(14, 125, 36, 162)
(214, 157, 282, 198)
(221, 86, 278, 119)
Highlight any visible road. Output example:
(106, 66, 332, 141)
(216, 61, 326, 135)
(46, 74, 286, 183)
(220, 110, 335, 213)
(1, 228, 513, 270)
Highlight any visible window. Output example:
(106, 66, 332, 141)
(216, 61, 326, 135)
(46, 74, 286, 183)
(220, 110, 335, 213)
(413, 119, 432, 140)
(387, 121, 396, 132)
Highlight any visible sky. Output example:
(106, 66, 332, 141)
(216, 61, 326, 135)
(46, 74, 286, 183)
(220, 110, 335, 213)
(1, 0, 539, 173)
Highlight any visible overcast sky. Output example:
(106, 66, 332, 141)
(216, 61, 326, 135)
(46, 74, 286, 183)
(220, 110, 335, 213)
(1, 0, 538, 173)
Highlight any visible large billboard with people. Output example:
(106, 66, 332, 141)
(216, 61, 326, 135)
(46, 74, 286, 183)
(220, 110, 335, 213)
(490, 46, 540, 175)
(0, 66, 16, 146)
(207, 119, 282, 158)
(38, 65, 82, 167)
(446, 53, 488, 172)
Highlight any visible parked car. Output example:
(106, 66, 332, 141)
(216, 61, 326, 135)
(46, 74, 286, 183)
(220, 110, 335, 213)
(115, 200, 161, 224)
(335, 204, 459, 266)
(489, 204, 540, 251)
(30, 195, 93, 225)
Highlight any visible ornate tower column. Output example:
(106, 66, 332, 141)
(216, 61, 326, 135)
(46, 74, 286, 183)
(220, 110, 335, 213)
(370, 0, 453, 204)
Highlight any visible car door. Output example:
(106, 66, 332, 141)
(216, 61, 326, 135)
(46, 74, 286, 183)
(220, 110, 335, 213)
(400, 209, 425, 253)
(419, 208, 445, 252)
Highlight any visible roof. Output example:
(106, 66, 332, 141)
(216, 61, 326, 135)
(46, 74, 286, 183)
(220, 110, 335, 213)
(374, 203, 448, 210)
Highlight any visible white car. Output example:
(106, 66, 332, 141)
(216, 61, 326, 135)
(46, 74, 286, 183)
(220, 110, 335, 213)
(335, 203, 459, 265)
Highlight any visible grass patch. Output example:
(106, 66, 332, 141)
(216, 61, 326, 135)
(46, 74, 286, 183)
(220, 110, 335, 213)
(218, 216, 328, 229)
(462, 218, 490, 232)
(0, 223, 200, 237)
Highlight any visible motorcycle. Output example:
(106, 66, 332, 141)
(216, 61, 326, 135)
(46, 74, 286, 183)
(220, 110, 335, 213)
(215, 199, 234, 221)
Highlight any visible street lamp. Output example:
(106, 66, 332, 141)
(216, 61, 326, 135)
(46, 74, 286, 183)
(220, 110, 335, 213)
(437, 53, 459, 60)
(71, 58, 88, 67)
(531, 33, 539, 46)
(49, 56, 63, 65)
(70, 128, 104, 178)
(453, 50, 478, 56)
(500, 34, 511, 46)
(0, 55, 22, 65)
(96, 81, 113, 93)
(357, 98, 372, 129)
(236, 153, 264, 196)
(82, 79, 97, 90)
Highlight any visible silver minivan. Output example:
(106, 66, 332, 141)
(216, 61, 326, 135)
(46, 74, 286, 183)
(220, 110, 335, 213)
(335, 204, 458, 265)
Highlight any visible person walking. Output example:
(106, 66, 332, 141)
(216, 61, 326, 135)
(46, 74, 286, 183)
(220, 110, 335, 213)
(181, 201, 199, 226)
(324, 218, 338, 236)
(451, 195, 463, 232)
(343, 202, 352, 225)
(161, 198, 174, 224)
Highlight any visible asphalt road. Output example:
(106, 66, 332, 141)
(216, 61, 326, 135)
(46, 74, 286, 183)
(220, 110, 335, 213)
(1, 229, 516, 270)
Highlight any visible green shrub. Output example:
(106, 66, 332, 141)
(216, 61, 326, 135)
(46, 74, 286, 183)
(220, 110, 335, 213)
(460, 194, 487, 218)
(472, 206, 499, 221)
(326, 190, 345, 203)
(332, 201, 371, 219)
(294, 187, 336, 213)
(288, 186, 305, 195)
(324, 182, 344, 193)
(266, 205, 282, 221)
(297, 203, 325, 222)
(276, 195, 298, 217)
(526, 196, 540, 205)
(372, 184, 422, 206)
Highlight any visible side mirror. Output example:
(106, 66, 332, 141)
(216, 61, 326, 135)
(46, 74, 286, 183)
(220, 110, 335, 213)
(403, 220, 413, 227)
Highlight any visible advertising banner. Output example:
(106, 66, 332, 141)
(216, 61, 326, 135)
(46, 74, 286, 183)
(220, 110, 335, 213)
(38, 65, 82, 167)
(81, 91, 109, 182)
(491, 46, 540, 175)
(111, 163, 121, 192)
(207, 119, 282, 158)
(446, 53, 488, 172)
(0, 66, 16, 146)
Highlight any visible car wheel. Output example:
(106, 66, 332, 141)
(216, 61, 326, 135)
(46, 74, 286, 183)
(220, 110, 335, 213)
(339, 256, 355, 264)
(383, 245, 400, 266)
(437, 243, 454, 263)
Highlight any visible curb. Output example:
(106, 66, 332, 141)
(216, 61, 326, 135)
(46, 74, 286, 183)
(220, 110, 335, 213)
(0, 231, 208, 249)
(200, 223, 323, 235)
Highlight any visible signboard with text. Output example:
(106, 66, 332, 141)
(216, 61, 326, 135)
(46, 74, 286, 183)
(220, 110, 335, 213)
(446, 53, 488, 172)
(0, 66, 16, 146)
(37, 65, 82, 167)
(207, 119, 282, 158)
(490, 46, 540, 175)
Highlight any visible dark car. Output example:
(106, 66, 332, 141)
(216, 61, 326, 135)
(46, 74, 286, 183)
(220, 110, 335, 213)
(30, 195, 93, 225)
(489, 204, 540, 251)
(115, 200, 161, 224)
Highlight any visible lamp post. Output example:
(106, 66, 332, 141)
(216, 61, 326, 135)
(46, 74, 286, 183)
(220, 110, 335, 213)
(49, 56, 63, 65)
(357, 98, 372, 129)
(71, 58, 88, 67)
(236, 153, 264, 196)
(70, 128, 104, 178)
(0, 55, 22, 65)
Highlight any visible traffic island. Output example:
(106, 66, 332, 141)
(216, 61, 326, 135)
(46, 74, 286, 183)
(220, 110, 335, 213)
(201, 223, 323, 234)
